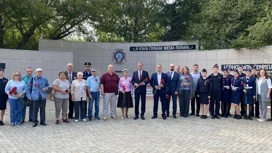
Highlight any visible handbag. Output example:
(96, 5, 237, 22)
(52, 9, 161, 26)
(49, 89, 56, 101)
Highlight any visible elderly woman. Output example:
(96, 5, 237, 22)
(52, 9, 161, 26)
(256, 69, 272, 122)
(5, 71, 27, 126)
(71, 72, 88, 122)
(117, 69, 133, 119)
(179, 66, 194, 117)
(53, 71, 70, 124)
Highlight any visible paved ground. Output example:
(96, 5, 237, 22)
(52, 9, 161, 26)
(1, 96, 272, 153)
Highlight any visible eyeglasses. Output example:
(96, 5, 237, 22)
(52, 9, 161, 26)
(14, 74, 20, 76)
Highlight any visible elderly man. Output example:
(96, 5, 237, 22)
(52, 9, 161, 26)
(101, 64, 120, 120)
(21, 67, 34, 123)
(0, 68, 8, 126)
(64, 63, 77, 119)
(27, 68, 49, 127)
(87, 68, 101, 121)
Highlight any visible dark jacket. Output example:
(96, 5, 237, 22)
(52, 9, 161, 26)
(131, 70, 149, 94)
(208, 73, 223, 92)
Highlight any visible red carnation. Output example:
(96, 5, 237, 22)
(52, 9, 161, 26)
(145, 77, 149, 81)
(166, 94, 170, 100)
(161, 79, 165, 84)
(122, 85, 126, 91)
(9, 87, 17, 95)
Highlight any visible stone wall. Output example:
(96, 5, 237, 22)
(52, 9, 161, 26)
(0, 49, 73, 85)
(39, 39, 198, 76)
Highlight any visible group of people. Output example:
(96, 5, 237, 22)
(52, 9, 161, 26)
(0, 62, 271, 127)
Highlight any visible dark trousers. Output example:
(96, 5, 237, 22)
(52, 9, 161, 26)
(251, 100, 260, 117)
(153, 90, 166, 117)
(74, 99, 86, 120)
(221, 101, 229, 117)
(210, 91, 221, 116)
(179, 90, 190, 117)
(33, 99, 46, 124)
(165, 92, 177, 116)
(191, 91, 200, 115)
(68, 94, 74, 118)
(134, 92, 146, 117)
(22, 96, 33, 121)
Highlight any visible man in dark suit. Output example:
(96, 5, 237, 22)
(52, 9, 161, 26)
(165, 64, 180, 118)
(150, 64, 168, 120)
(131, 62, 150, 120)
(64, 63, 77, 119)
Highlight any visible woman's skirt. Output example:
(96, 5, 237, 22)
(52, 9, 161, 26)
(117, 92, 133, 108)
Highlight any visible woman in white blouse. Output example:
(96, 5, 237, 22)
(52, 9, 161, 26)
(256, 69, 272, 122)
(71, 72, 88, 122)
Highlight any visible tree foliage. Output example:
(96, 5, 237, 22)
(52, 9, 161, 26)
(1, 0, 272, 50)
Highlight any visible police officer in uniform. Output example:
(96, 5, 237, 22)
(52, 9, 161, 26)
(0, 68, 8, 125)
(208, 64, 223, 119)
(238, 65, 246, 116)
(221, 68, 232, 118)
(83, 62, 92, 117)
(242, 69, 256, 120)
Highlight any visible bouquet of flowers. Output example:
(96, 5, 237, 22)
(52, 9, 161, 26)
(9, 87, 26, 104)
(154, 79, 165, 95)
(135, 77, 149, 89)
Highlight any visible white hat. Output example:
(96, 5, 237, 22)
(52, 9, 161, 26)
(35, 68, 43, 72)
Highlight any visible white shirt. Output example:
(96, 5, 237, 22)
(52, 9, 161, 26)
(169, 71, 174, 80)
(138, 70, 142, 79)
(257, 77, 272, 94)
(157, 72, 162, 85)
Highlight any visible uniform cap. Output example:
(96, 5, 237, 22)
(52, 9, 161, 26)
(84, 62, 91, 66)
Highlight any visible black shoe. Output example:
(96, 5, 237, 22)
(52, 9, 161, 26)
(189, 113, 195, 116)
(233, 114, 237, 119)
(215, 115, 220, 119)
(228, 114, 232, 117)
(173, 115, 177, 118)
(180, 114, 183, 117)
(166, 114, 170, 117)
(268, 118, 272, 121)
(224, 115, 228, 118)
(236, 115, 242, 119)
(211, 116, 215, 119)
(255, 116, 260, 118)
(32, 123, 38, 127)
(244, 116, 248, 120)
(29, 119, 33, 122)
(151, 116, 157, 119)
(95, 117, 100, 120)
(21, 120, 25, 124)
(68, 117, 74, 119)
(89, 118, 92, 121)
(183, 115, 188, 118)
(200, 115, 204, 119)
(220, 114, 224, 117)
(0, 121, 4, 126)
(162, 115, 166, 120)
(196, 114, 200, 117)
(134, 116, 139, 120)
(141, 116, 145, 120)
(204, 115, 208, 119)
(40, 123, 47, 126)
(248, 116, 253, 120)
